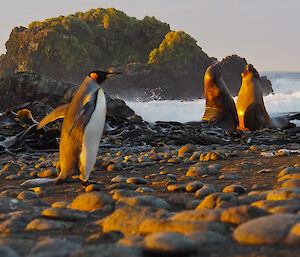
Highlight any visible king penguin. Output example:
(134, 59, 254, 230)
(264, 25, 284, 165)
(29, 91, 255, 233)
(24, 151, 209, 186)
(37, 71, 121, 185)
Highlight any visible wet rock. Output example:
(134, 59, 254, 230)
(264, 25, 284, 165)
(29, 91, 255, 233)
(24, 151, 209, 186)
(51, 201, 71, 208)
(0, 238, 35, 256)
(222, 184, 246, 194)
(280, 179, 300, 188)
(196, 192, 239, 209)
(139, 219, 227, 235)
(117, 195, 171, 211)
(20, 178, 56, 188)
(219, 174, 242, 180)
(251, 199, 300, 211)
(186, 181, 204, 192)
(37, 167, 57, 178)
(69, 244, 142, 257)
(233, 214, 300, 244)
(17, 190, 38, 200)
(112, 189, 139, 200)
(170, 209, 221, 222)
(278, 167, 300, 177)
(111, 175, 127, 183)
(195, 187, 216, 198)
(126, 177, 147, 185)
(220, 205, 269, 225)
(42, 207, 88, 221)
(86, 231, 124, 244)
(278, 173, 300, 182)
(186, 165, 207, 177)
(167, 184, 186, 192)
(26, 218, 73, 231)
(136, 187, 154, 193)
(266, 188, 300, 200)
(186, 230, 228, 245)
(285, 222, 300, 245)
(29, 238, 80, 256)
(0, 163, 21, 177)
(106, 182, 138, 191)
(0, 246, 20, 257)
(178, 144, 196, 157)
(118, 235, 144, 248)
(0, 197, 32, 213)
(0, 212, 36, 233)
(144, 231, 197, 256)
(71, 192, 114, 211)
(100, 206, 170, 236)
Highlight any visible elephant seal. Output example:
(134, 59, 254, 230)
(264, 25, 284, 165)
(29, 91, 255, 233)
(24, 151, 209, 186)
(202, 62, 238, 132)
(236, 64, 300, 130)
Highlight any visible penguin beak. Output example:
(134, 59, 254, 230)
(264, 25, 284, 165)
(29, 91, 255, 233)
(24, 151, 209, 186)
(106, 72, 122, 78)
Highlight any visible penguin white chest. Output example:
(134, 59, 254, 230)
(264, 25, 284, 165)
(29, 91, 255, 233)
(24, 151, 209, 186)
(80, 89, 106, 180)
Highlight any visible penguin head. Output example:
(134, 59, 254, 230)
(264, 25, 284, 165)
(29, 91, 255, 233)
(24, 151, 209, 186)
(89, 70, 122, 84)
(242, 64, 259, 79)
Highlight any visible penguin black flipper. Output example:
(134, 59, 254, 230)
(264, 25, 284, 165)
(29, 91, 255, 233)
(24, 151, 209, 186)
(68, 101, 94, 136)
(37, 104, 69, 130)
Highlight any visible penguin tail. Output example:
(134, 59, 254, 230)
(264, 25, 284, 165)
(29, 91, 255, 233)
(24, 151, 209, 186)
(289, 112, 300, 121)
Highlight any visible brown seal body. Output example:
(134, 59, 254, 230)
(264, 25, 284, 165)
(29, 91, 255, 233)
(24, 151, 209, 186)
(236, 64, 299, 130)
(202, 62, 238, 132)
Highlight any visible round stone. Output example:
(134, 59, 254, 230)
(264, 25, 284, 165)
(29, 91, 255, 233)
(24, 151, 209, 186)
(144, 231, 197, 255)
(71, 192, 114, 211)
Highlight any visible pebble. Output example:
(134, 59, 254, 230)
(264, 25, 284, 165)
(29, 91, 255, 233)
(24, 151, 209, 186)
(20, 178, 56, 188)
(266, 188, 300, 200)
(112, 189, 139, 200)
(42, 207, 88, 221)
(136, 187, 154, 193)
(196, 192, 239, 209)
(37, 167, 57, 178)
(29, 238, 80, 256)
(219, 174, 242, 180)
(186, 230, 228, 245)
(186, 165, 207, 177)
(71, 192, 114, 211)
(280, 179, 300, 188)
(139, 219, 227, 235)
(0, 246, 20, 257)
(25, 218, 72, 231)
(222, 184, 246, 194)
(117, 195, 171, 211)
(167, 184, 186, 192)
(86, 231, 123, 244)
(126, 177, 147, 185)
(144, 231, 197, 255)
(51, 201, 71, 208)
(186, 181, 204, 192)
(170, 209, 221, 222)
(106, 182, 138, 191)
(111, 175, 127, 183)
(195, 187, 216, 198)
(233, 214, 300, 244)
(17, 191, 38, 200)
(100, 206, 170, 236)
(220, 205, 269, 225)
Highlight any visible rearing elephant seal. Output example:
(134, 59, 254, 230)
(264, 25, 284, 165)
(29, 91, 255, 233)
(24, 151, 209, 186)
(202, 62, 238, 132)
(236, 64, 300, 130)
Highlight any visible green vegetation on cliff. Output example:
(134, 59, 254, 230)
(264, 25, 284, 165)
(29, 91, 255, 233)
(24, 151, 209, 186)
(148, 31, 198, 68)
(1, 8, 170, 81)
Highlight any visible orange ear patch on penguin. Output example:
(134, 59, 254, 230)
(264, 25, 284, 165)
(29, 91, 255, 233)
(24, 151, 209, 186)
(90, 73, 98, 81)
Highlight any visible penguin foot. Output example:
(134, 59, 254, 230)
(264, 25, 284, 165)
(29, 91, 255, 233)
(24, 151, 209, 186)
(81, 180, 90, 186)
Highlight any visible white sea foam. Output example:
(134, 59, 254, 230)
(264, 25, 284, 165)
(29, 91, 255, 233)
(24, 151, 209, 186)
(125, 72, 300, 124)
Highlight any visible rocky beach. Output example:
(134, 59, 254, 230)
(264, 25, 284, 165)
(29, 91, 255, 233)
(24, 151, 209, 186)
(0, 5, 299, 257)
(0, 84, 298, 256)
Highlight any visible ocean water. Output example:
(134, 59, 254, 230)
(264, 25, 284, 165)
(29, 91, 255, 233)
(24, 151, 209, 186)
(125, 72, 300, 124)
